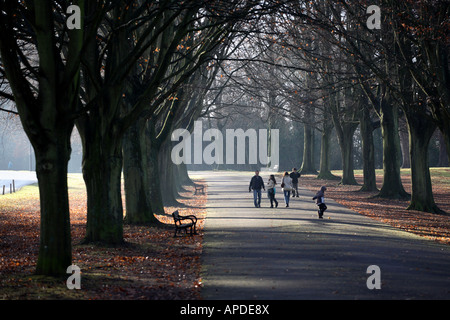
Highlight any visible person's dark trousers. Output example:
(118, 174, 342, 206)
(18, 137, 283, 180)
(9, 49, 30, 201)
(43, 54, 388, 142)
(318, 203, 327, 218)
(292, 182, 299, 197)
(268, 189, 278, 208)
(253, 189, 262, 207)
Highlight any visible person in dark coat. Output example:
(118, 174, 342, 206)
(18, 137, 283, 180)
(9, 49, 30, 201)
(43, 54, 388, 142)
(290, 168, 300, 197)
(249, 170, 265, 207)
(266, 174, 278, 208)
(312, 186, 327, 219)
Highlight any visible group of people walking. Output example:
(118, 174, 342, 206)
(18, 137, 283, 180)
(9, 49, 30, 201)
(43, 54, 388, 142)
(249, 169, 328, 219)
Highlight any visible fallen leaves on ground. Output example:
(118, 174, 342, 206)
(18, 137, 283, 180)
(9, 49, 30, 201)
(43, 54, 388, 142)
(301, 168, 450, 245)
(2, 169, 449, 299)
(0, 176, 206, 300)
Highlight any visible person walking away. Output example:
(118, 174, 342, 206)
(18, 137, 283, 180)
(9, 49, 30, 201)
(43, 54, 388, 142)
(290, 168, 300, 197)
(266, 175, 278, 208)
(312, 186, 327, 219)
(249, 170, 265, 208)
(281, 172, 293, 207)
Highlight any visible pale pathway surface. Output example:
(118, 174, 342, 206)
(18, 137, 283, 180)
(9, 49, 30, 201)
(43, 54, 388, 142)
(189, 171, 450, 300)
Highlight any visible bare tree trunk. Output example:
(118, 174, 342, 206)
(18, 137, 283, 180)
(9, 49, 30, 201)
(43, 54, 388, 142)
(437, 130, 449, 167)
(300, 104, 318, 174)
(359, 105, 378, 192)
(399, 116, 410, 168)
(159, 139, 183, 207)
(317, 113, 339, 180)
(0, 0, 85, 275)
(376, 98, 409, 199)
(123, 118, 161, 224)
(145, 120, 166, 214)
(407, 116, 444, 213)
(78, 113, 124, 245)
(35, 132, 73, 275)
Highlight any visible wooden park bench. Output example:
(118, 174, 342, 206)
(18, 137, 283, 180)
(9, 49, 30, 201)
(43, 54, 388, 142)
(194, 184, 205, 195)
(172, 210, 197, 237)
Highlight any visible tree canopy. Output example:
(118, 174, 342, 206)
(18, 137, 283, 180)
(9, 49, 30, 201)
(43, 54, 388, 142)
(0, 0, 448, 276)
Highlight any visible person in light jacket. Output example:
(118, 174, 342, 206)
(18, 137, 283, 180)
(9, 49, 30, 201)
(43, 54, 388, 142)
(281, 172, 293, 207)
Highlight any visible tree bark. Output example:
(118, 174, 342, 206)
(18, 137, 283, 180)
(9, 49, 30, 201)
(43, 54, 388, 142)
(35, 134, 73, 275)
(435, 121, 450, 167)
(178, 163, 195, 186)
(437, 130, 449, 167)
(300, 105, 318, 175)
(376, 100, 409, 199)
(338, 124, 359, 185)
(123, 118, 162, 224)
(0, 0, 87, 275)
(394, 30, 441, 212)
(359, 105, 378, 191)
(329, 89, 358, 185)
(159, 140, 183, 206)
(78, 116, 124, 245)
(399, 117, 411, 168)
(406, 117, 444, 213)
(145, 120, 166, 214)
(317, 114, 339, 180)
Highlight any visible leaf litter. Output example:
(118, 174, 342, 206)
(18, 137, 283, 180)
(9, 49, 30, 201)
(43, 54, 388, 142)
(0, 175, 206, 300)
(301, 169, 450, 245)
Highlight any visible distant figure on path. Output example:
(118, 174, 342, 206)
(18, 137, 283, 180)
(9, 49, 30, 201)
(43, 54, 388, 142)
(281, 172, 293, 207)
(249, 170, 265, 208)
(312, 186, 327, 219)
(266, 174, 278, 208)
(290, 168, 300, 197)
(8, 161, 13, 170)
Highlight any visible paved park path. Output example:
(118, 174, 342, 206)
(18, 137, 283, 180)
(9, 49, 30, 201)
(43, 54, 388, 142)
(190, 171, 450, 300)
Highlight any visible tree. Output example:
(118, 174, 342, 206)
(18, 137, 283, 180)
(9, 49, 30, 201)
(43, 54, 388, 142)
(0, 0, 99, 275)
(338, 0, 445, 211)
(77, 2, 203, 243)
(358, 96, 379, 191)
(77, 0, 266, 243)
(319, 1, 409, 198)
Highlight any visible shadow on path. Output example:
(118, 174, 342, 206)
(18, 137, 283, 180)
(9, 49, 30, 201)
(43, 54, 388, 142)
(191, 171, 450, 300)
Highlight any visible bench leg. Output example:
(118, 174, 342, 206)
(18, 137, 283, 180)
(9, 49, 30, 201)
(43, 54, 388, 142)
(174, 225, 197, 237)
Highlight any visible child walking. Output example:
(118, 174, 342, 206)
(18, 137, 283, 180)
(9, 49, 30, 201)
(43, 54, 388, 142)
(312, 186, 327, 219)
(267, 175, 278, 208)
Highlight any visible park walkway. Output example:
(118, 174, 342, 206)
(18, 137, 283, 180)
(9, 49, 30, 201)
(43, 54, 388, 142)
(190, 171, 450, 300)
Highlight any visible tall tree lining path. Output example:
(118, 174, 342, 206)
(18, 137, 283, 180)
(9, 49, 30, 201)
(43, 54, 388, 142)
(192, 171, 450, 300)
